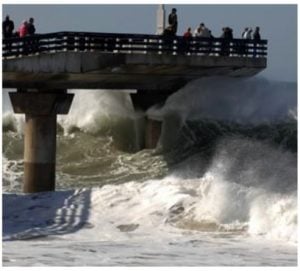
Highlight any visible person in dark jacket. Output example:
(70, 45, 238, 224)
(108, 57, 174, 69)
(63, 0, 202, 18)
(162, 25, 175, 54)
(253, 26, 261, 57)
(163, 25, 175, 37)
(220, 27, 233, 56)
(27, 17, 36, 35)
(253, 26, 261, 41)
(3, 15, 15, 53)
(2, 15, 14, 38)
(27, 17, 37, 53)
(168, 8, 178, 35)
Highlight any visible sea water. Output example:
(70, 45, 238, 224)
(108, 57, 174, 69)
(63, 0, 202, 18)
(2, 76, 297, 266)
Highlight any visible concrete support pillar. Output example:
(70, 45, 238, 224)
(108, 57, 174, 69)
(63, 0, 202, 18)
(145, 117, 162, 149)
(130, 90, 172, 149)
(9, 90, 74, 193)
(23, 114, 57, 192)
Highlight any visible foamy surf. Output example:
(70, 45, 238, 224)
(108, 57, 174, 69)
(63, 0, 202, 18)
(2, 77, 297, 266)
(3, 172, 297, 265)
(3, 137, 297, 243)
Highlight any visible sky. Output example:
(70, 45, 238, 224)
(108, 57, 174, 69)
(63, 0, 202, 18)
(2, 3, 298, 82)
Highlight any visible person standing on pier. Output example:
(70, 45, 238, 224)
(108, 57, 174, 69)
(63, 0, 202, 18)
(168, 8, 178, 35)
(27, 17, 36, 35)
(253, 26, 261, 57)
(183, 27, 192, 54)
(2, 15, 14, 38)
(27, 17, 37, 53)
(253, 27, 261, 41)
(18, 20, 28, 37)
(3, 15, 15, 53)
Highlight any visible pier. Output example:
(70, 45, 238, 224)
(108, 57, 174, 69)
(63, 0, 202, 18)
(3, 31, 267, 193)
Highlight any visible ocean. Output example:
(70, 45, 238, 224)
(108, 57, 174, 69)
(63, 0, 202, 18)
(2, 76, 297, 266)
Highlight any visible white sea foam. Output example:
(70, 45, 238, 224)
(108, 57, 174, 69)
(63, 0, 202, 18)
(3, 137, 297, 244)
(3, 89, 139, 135)
(3, 173, 297, 265)
(58, 89, 138, 134)
(2, 78, 297, 265)
(3, 176, 297, 244)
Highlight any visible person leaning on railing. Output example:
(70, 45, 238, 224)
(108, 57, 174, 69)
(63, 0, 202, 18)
(162, 25, 176, 53)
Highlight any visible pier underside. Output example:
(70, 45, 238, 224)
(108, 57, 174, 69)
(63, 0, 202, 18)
(3, 52, 266, 90)
(3, 51, 267, 193)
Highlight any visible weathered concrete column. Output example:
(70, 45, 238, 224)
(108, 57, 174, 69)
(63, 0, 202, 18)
(130, 90, 173, 149)
(23, 114, 57, 192)
(9, 90, 74, 193)
(145, 117, 162, 149)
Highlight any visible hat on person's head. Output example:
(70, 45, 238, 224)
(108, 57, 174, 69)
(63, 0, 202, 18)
(172, 8, 177, 12)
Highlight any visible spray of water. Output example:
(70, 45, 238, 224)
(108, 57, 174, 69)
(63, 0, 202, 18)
(2, 77, 297, 243)
(148, 76, 297, 123)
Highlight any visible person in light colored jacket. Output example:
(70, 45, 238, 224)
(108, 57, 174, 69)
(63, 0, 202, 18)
(194, 23, 211, 38)
(242, 27, 252, 39)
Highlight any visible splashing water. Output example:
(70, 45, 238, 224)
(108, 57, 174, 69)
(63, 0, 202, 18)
(2, 76, 297, 266)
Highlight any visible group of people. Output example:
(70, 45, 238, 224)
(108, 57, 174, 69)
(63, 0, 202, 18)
(242, 27, 261, 41)
(3, 15, 36, 38)
(183, 24, 261, 41)
(183, 23, 213, 39)
(162, 8, 262, 42)
(3, 9, 262, 58)
(165, 7, 263, 57)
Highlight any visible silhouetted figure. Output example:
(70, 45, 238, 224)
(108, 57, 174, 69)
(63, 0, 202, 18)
(163, 25, 175, 53)
(253, 26, 261, 57)
(2, 15, 14, 38)
(163, 25, 175, 37)
(253, 26, 261, 41)
(220, 27, 233, 56)
(27, 17, 38, 53)
(3, 15, 15, 54)
(168, 8, 178, 35)
(27, 17, 36, 35)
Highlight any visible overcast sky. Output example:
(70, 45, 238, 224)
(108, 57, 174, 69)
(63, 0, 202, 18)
(2, 4, 297, 82)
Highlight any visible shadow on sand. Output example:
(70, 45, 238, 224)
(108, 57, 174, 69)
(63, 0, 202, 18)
(3, 188, 92, 241)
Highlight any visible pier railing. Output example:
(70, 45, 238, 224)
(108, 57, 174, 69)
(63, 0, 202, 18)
(2, 31, 267, 58)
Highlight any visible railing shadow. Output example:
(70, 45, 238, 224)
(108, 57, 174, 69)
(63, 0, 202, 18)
(3, 188, 92, 241)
